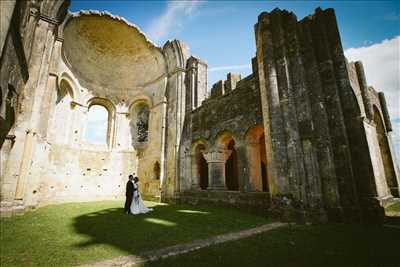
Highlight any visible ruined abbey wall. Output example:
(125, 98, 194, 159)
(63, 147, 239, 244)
(1, 1, 191, 213)
(254, 8, 399, 221)
(1, 1, 398, 222)
(184, 74, 263, 190)
(178, 8, 399, 222)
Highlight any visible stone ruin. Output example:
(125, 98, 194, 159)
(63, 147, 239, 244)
(1, 0, 399, 222)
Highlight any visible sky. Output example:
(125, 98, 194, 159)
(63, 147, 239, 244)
(69, 0, 400, 161)
(85, 105, 108, 144)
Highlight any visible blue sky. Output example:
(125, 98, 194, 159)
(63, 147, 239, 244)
(69, 0, 400, 162)
(70, 1, 399, 86)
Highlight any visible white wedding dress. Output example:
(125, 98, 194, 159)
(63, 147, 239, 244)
(130, 182, 153, 214)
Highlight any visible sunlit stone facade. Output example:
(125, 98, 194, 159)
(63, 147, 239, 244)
(1, 1, 398, 222)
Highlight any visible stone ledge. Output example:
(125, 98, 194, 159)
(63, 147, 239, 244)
(0, 201, 26, 217)
(176, 190, 270, 216)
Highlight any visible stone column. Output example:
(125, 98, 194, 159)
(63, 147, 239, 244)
(355, 61, 373, 121)
(190, 153, 200, 190)
(203, 149, 232, 190)
(12, 18, 57, 203)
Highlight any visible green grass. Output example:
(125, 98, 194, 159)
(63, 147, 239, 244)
(0, 201, 269, 267)
(386, 202, 400, 213)
(145, 222, 400, 267)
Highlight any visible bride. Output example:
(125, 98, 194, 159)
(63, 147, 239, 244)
(130, 177, 153, 215)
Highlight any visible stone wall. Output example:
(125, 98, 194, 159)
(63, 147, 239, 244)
(192, 75, 262, 149)
(255, 7, 398, 222)
(1, 3, 398, 222)
(0, 3, 191, 214)
(178, 190, 270, 216)
(178, 73, 266, 197)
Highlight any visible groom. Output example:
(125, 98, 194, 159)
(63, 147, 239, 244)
(124, 175, 135, 214)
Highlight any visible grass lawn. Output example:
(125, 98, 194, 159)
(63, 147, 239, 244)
(144, 222, 400, 267)
(0, 201, 270, 267)
(385, 201, 400, 213)
(144, 203, 400, 267)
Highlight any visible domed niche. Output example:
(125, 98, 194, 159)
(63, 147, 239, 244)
(130, 102, 150, 150)
(62, 12, 167, 93)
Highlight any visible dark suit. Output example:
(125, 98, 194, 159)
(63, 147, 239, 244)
(124, 180, 135, 213)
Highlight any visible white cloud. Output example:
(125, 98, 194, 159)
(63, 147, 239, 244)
(147, 1, 202, 43)
(345, 36, 400, 163)
(208, 64, 251, 72)
(392, 120, 400, 162)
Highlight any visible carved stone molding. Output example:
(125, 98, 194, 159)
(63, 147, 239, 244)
(202, 149, 232, 163)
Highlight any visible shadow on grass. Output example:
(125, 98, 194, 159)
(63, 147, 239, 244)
(73, 204, 196, 253)
(144, 214, 400, 267)
(384, 214, 400, 227)
(71, 202, 267, 258)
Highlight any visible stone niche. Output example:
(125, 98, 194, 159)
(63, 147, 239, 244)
(62, 12, 167, 93)
(130, 102, 150, 150)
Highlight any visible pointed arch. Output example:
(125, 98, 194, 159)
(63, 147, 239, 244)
(216, 131, 239, 191)
(245, 125, 268, 192)
(129, 99, 151, 147)
(85, 97, 116, 148)
(192, 139, 209, 190)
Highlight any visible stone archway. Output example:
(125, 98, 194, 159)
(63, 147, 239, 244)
(225, 139, 239, 191)
(245, 125, 268, 192)
(216, 133, 239, 191)
(192, 141, 208, 190)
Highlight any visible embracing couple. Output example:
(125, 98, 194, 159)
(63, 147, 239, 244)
(124, 175, 153, 215)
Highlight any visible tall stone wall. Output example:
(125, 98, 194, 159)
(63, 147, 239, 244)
(1, 0, 71, 215)
(0, 2, 186, 214)
(255, 8, 398, 222)
(1, 3, 398, 222)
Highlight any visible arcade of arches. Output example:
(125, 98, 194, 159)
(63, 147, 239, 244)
(191, 126, 269, 193)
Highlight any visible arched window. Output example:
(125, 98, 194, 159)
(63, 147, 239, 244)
(57, 79, 74, 104)
(218, 132, 239, 191)
(85, 105, 109, 145)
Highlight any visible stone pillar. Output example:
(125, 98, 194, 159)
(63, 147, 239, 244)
(355, 61, 373, 121)
(255, 12, 290, 196)
(378, 92, 392, 132)
(186, 56, 208, 111)
(203, 149, 232, 190)
(190, 153, 200, 190)
(162, 40, 190, 199)
(6, 17, 58, 204)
